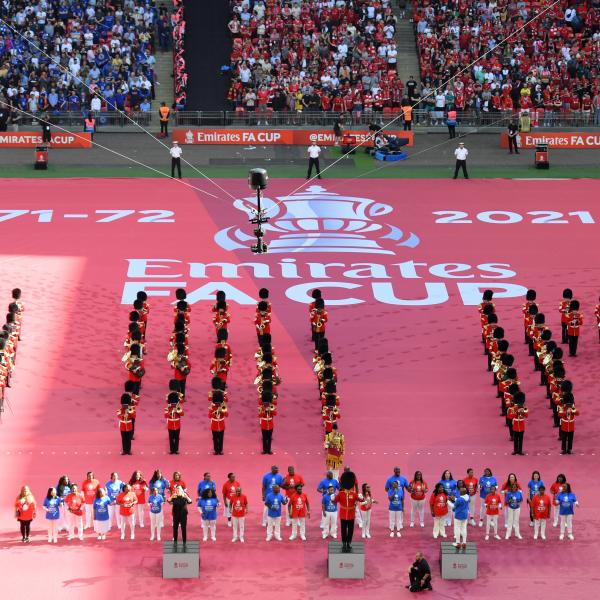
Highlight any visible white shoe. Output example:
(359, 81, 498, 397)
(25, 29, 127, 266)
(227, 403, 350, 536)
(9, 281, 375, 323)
(440, 533, 447, 538)
(232, 537, 238, 543)
(420, 523, 425, 528)
(470, 518, 476, 526)
(211, 537, 216, 542)
(568, 534, 574, 541)
(262, 522, 267, 527)
(203, 536, 208, 542)
(366, 532, 371, 538)
(79, 535, 84, 541)
(361, 532, 366, 538)
(53, 539, 58, 543)
(533, 533, 538, 540)
(48, 539, 52, 543)
(485, 535, 489, 541)
(240, 537, 244, 543)
(553, 522, 558, 527)
(266, 536, 272, 542)
(322, 533, 327, 539)
(300, 535, 306, 541)
(67, 536, 73, 541)
(120, 533, 125, 540)
(157, 536, 161, 541)
(140, 524, 144, 528)
(516, 534, 522, 539)
(559, 534, 564, 540)
(410, 522, 414, 528)
(150, 535, 154, 541)
(275, 536, 282, 541)
(541, 534, 546, 540)
(529, 522, 534, 527)
(389, 531, 394, 537)
(289, 535, 296, 541)
(478, 521, 483, 527)
(130, 535, 135, 540)
(452, 542, 460, 547)
(505, 533, 510, 540)
(396, 532, 402, 538)
(494, 534, 501, 540)
(228, 521, 232, 528)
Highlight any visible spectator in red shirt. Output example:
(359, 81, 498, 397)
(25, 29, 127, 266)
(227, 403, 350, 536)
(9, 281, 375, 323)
(15, 485, 36, 542)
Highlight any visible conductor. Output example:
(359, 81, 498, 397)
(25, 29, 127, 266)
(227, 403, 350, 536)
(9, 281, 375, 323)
(335, 470, 361, 552)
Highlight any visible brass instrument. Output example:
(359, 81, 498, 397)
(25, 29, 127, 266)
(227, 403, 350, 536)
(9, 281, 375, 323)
(259, 404, 275, 414)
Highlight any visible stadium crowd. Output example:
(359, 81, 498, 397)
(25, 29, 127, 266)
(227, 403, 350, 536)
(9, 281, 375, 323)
(411, 0, 600, 125)
(226, 0, 407, 114)
(0, 0, 159, 119)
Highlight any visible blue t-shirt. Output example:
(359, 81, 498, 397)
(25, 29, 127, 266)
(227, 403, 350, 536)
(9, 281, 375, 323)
(150, 478, 168, 496)
(44, 497, 61, 520)
(322, 493, 337, 513)
(557, 492, 577, 516)
(58, 485, 71, 499)
(262, 472, 284, 498)
(197, 480, 217, 497)
(198, 497, 218, 520)
(452, 495, 470, 521)
(439, 479, 458, 497)
(93, 497, 111, 521)
(385, 475, 409, 492)
(388, 489, 404, 511)
(506, 490, 523, 509)
(528, 479, 544, 500)
(105, 480, 124, 502)
(479, 476, 497, 499)
(148, 494, 164, 514)
(265, 492, 287, 517)
(318, 477, 340, 494)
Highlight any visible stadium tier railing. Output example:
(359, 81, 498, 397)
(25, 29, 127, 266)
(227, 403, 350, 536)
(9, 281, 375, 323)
(7, 110, 599, 130)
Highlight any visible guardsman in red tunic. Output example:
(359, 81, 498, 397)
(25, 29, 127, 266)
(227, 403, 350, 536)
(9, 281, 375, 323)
(123, 380, 139, 438)
(136, 290, 150, 319)
(309, 288, 321, 313)
(165, 392, 183, 454)
(118, 394, 134, 455)
(258, 379, 278, 406)
(213, 301, 230, 331)
(208, 391, 228, 455)
(322, 399, 340, 434)
(216, 328, 233, 364)
(174, 300, 191, 325)
(559, 288, 573, 344)
(507, 392, 528, 455)
(132, 299, 148, 339)
(310, 298, 328, 350)
(558, 395, 578, 454)
(209, 376, 228, 404)
(565, 300, 583, 357)
(503, 382, 519, 436)
(172, 344, 191, 395)
(478, 289, 495, 316)
(255, 301, 271, 344)
(524, 304, 539, 355)
(530, 314, 548, 367)
(211, 347, 229, 383)
(125, 343, 145, 395)
(258, 288, 272, 314)
(335, 471, 361, 552)
(522, 289, 537, 343)
(212, 290, 226, 313)
(259, 393, 277, 455)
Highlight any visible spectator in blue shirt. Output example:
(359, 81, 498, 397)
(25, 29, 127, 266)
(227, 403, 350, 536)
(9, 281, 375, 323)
(43, 487, 61, 543)
(198, 488, 220, 542)
(527, 471, 544, 526)
(318, 471, 340, 530)
(388, 481, 404, 538)
(93, 488, 111, 540)
(321, 484, 338, 539)
(505, 483, 524, 539)
(147, 487, 165, 542)
(478, 468, 497, 526)
(439, 470, 458, 527)
(56, 475, 72, 534)
(557, 484, 578, 541)
(384, 466, 410, 495)
(197, 472, 217, 498)
(448, 482, 470, 548)
(105, 472, 124, 530)
(264, 484, 288, 542)
(262, 466, 283, 527)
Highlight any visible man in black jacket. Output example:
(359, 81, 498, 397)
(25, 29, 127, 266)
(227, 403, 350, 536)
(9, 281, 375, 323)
(406, 551, 433, 592)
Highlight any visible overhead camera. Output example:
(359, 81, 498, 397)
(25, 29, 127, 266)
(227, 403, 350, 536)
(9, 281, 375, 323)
(248, 168, 270, 254)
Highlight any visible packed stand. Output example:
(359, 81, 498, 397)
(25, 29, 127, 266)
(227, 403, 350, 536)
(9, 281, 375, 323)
(172, 0, 186, 108)
(412, 0, 600, 125)
(226, 0, 407, 115)
(0, 0, 158, 121)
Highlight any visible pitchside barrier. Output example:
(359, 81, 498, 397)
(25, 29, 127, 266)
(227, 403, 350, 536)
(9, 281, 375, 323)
(0, 132, 92, 148)
(500, 132, 600, 149)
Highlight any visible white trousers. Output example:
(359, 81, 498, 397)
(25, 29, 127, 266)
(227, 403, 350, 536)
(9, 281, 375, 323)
(432, 516, 446, 538)
(506, 507, 521, 537)
(120, 514, 135, 538)
(533, 519, 547, 538)
(355, 509, 363, 527)
(479, 502, 486, 521)
(135, 504, 145, 527)
(47, 520, 59, 542)
(444, 509, 453, 527)
(108, 504, 122, 528)
(232, 516, 245, 539)
(323, 512, 337, 537)
(266, 516, 281, 540)
(389, 510, 403, 531)
(202, 518, 217, 540)
(486, 515, 499, 535)
(262, 506, 268, 526)
(454, 518, 467, 544)
(68, 513, 84, 539)
(84, 504, 94, 529)
(468, 497, 476, 518)
(58, 505, 69, 532)
(552, 504, 560, 526)
(410, 499, 425, 525)
(291, 517, 306, 538)
(224, 501, 231, 519)
(361, 510, 371, 536)
(560, 514, 573, 536)
(150, 512, 162, 540)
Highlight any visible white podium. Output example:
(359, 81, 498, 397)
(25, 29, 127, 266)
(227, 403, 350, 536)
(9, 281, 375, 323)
(440, 542, 477, 579)
(162, 541, 200, 579)
(328, 542, 365, 579)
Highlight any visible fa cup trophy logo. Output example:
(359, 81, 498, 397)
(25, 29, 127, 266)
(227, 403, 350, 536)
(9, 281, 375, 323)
(214, 185, 420, 254)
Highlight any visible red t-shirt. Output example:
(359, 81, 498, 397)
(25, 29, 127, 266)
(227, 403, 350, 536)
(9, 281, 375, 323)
(170, 479, 187, 494)
(65, 492, 85, 516)
(222, 480, 240, 502)
(429, 492, 448, 517)
(283, 474, 305, 496)
(131, 481, 148, 504)
(410, 480, 427, 501)
(117, 491, 138, 516)
(289, 492, 309, 518)
(464, 476, 478, 497)
(230, 495, 248, 517)
(81, 479, 100, 504)
(531, 494, 551, 519)
(485, 493, 502, 515)
(15, 497, 36, 521)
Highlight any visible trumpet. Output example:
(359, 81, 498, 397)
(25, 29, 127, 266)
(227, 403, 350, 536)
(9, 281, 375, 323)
(259, 404, 276, 413)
